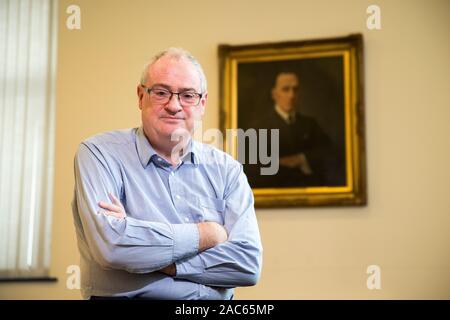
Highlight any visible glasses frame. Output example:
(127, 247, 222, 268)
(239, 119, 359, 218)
(140, 85, 203, 107)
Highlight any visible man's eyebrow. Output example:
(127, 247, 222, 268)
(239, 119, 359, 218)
(151, 83, 171, 89)
(151, 83, 198, 92)
(179, 87, 198, 92)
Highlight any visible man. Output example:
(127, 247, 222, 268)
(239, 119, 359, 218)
(72, 48, 262, 299)
(248, 72, 333, 188)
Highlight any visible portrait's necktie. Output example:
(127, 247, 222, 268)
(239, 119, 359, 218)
(288, 114, 295, 125)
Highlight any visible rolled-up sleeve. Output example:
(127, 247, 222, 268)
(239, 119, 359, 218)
(174, 162, 263, 287)
(74, 142, 199, 273)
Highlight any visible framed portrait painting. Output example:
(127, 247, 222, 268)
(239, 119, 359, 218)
(219, 34, 367, 207)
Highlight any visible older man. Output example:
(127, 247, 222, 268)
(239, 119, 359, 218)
(72, 48, 262, 299)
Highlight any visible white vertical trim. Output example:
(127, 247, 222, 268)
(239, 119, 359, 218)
(42, 0, 58, 273)
(0, 0, 57, 278)
(27, 124, 39, 268)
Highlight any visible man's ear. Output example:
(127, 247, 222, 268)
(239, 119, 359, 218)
(271, 87, 277, 101)
(199, 92, 208, 116)
(137, 85, 143, 110)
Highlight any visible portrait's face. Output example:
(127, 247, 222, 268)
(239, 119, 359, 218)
(271, 73, 299, 113)
(138, 56, 207, 141)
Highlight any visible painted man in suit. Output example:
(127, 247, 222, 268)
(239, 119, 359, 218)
(247, 71, 334, 188)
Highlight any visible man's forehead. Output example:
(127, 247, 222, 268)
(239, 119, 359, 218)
(153, 55, 191, 67)
(275, 73, 298, 87)
(149, 56, 197, 79)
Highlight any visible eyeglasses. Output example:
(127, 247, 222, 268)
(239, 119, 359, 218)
(141, 85, 203, 107)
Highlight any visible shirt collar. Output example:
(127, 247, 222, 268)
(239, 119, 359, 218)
(135, 126, 199, 168)
(180, 139, 198, 165)
(275, 105, 296, 124)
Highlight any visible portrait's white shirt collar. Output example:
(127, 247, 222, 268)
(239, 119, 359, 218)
(275, 105, 296, 124)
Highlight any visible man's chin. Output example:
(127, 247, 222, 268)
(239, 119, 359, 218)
(280, 105, 295, 113)
(159, 126, 192, 140)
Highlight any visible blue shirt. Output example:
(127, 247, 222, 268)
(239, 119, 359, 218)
(71, 127, 263, 299)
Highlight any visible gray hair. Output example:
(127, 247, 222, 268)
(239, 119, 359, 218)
(140, 47, 207, 93)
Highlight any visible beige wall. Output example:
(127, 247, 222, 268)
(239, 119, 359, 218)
(1, 0, 449, 299)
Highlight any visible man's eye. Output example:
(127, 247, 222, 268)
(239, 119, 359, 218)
(181, 92, 196, 99)
(153, 90, 169, 97)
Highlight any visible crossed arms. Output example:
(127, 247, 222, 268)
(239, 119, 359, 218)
(99, 194, 228, 276)
(74, 143, 262, 288)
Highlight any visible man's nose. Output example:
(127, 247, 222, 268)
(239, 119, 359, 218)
(287, 90, 295, 99)
(164, 94, 183, 113)
(288, 88, 297, 99)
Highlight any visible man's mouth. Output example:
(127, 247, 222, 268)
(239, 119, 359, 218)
(161, 116, 184, 121)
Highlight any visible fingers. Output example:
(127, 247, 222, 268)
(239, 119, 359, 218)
(98, 201, 122, 213)
(99, 193, 126, 219)
(279, 159, 290, 167)
(103, 210, 124, 219)
(108, 193, 122, 206)
(279, 160, 295, 168)
(279, 156, 297, 168)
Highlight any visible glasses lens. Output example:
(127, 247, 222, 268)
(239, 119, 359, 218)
(180, 92, 200, 106)
(150, 88, 171, 103)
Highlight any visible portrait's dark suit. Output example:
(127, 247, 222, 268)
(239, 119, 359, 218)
(244, 108, 335, 188)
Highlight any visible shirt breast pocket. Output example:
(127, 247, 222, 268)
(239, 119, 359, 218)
(196, 196, 226, 225)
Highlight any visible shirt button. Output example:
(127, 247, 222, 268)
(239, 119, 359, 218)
(176, 195, 181, 200)
(170, 171, 175, 176)
(184, 217, 189, 222)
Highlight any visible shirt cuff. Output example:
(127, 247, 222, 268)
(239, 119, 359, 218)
(174, 254, 205, 278)
(171, 223, 199, 261)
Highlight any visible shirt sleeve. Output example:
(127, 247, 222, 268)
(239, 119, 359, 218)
(74, 142, 199, 273)
(174, 162, 263, 287)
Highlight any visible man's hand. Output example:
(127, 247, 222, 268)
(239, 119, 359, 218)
(99, 193, 127, 219)
(159, 263, 176, 276)
(197, 221, 228, 252)
(159, 222, 228, 277)
(279, 153, 313, 175)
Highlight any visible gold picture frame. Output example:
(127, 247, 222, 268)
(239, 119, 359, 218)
(219, 34, 367, 207)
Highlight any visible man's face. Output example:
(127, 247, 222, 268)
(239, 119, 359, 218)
(137, 56, 206, 141)
(271, 73, 299, 113)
